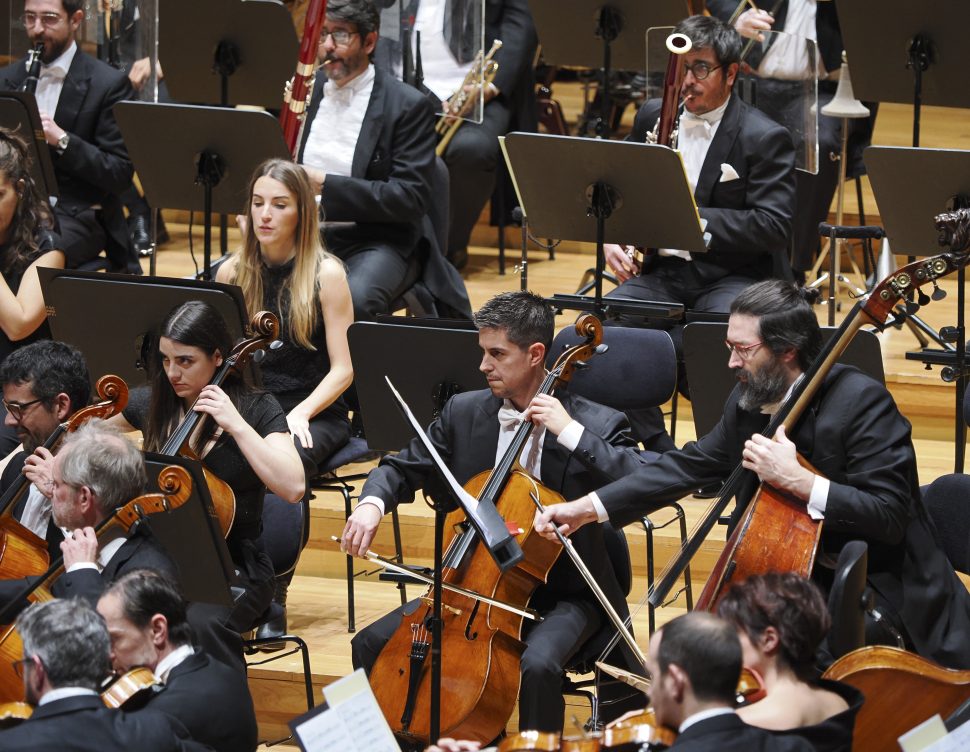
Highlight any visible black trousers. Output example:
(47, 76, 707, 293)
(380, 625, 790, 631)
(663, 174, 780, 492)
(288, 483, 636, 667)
(350, 594, 605, 733)
(338, 243, 422, 321)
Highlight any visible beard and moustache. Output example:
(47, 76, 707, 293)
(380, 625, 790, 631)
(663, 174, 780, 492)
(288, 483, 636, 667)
(734, 357, 791, 412)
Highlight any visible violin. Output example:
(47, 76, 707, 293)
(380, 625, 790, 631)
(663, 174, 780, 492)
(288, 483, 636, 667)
(159, 311, 280, 537)
(823, 646, 970, 750)
(101, 666, 162, 710)
(369, 315, 611, 746)
(0, 464, 193, 704)
(0, 374, 129, 522)
(647, 208, 970, 613)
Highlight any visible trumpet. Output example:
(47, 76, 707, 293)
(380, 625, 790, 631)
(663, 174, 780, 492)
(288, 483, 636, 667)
(435, 39, 502, 157)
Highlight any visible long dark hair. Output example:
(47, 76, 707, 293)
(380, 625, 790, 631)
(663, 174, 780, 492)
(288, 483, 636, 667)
(0, 128, 54, 274)
(143, 301, 256, 453)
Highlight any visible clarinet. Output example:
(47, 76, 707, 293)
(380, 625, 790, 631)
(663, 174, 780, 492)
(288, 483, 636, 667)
(21, 42, 44, 95)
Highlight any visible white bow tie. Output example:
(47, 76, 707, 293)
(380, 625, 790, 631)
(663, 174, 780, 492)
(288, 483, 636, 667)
(325, 81, 354, 106)
(40, 64, 66, 80)
(497, 403, 525, 431)
(681, 113, 714, 137)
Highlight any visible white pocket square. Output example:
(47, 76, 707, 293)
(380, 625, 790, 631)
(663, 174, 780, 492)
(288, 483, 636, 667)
(719, 163, 740, 182)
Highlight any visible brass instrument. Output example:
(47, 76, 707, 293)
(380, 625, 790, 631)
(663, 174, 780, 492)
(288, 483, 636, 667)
(21, 43, 43, 95)
(435, 39, 503, 157)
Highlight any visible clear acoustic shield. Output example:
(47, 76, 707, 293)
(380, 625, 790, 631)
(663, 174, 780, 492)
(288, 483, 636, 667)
(378, 0, 485, 125)
(645, 26, 819, 174)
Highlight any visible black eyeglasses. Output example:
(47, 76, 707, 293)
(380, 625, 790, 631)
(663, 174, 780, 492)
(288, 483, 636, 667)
(21, 11, 65, 29)
(319, 29, 359, 45)
(11, 657, 34, 679)
(684, 61, 722, 81)
(2, 397, 43, 422)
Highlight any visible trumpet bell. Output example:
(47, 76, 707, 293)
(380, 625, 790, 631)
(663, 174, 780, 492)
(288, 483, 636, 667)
(821, 59, 871, 120)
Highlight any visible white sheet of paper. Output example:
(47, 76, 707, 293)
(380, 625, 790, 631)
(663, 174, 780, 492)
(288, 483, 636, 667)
(923, 719, 970, 752)
(899, 714, 949, 752)
(294, 669, 398, 752)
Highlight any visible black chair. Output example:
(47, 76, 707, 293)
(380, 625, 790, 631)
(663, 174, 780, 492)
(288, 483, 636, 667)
(921, 474, 970, 576)
(825, 540, 869, 662)
(310, 437, 407, 633)
(548, 325, 691, 632)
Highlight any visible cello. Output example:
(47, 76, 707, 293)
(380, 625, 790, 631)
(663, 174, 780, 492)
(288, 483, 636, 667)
(159, 311, 280, 537)
(644, 208, 970, 614)
(0, 464, 193, 703)
(369, 315, 629, 747)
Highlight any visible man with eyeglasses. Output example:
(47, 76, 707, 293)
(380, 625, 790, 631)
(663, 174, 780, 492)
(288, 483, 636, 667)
(0, 340, 91, 557)
(537, 279, 970, 671)
(0, 598, 211, 751)
(0, 0, 138, 273)
(602, 15, 796, 452)
(296, 0, 468, 322)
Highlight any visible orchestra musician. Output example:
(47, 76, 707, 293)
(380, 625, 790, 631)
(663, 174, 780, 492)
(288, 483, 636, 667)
(537, 280, 970, 670)
(717, 572, 863, 752)
(97, 569, 258, 752)
(0, 339, 92, 555)
(342, 290, 648, 732)
(0, 0, 138, 273)
(217, 158, 354, 639)
(106, 300, 304, 661)
(0, 598, 209, 751)
(643, 612, 813, 751)
(603, 14, 796, 451)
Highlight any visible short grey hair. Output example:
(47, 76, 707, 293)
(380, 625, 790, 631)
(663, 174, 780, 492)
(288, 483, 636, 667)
(17, 599, 111, 691)
(59, 420, 147, 516)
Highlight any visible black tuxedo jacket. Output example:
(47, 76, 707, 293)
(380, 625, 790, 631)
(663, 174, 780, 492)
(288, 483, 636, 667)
(362, 389, 646, 610)
(0, 49, 134, 267)
(631, 94, 795, 283)
(137, 649, 257, 752)
(673, 713, 813, 751)
(0, 450, 64, 559)
(596, 365, 970, 669)
(298, 67, 435, 260)
(0, 694, 207, 751)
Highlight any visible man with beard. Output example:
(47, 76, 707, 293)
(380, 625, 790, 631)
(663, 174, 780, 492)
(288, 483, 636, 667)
(537, 280, 970, 670)
(0, 0, 137, 272)
(0, 339, 91, 557)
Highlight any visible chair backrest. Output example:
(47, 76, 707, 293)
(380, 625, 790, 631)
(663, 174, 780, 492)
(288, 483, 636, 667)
(921, 474, 970, 574)
(826, 540, 869, 661)
(547, 325, 677, 411)
(684, 323, 886, 438)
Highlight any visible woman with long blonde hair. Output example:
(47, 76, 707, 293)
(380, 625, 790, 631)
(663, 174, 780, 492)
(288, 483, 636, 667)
(217, 157, 354, 637)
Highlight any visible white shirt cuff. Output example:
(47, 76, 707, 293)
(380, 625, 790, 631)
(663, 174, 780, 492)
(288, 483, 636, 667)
(589, 491, 609, 523)
(66, 562, 98, 574)
(357, 496, 386, 516)
(557, 420, 584, 452)
(806, 476, 829, 520)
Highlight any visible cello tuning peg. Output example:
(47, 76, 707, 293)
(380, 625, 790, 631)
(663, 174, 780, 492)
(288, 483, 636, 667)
(269, 339, 284, 350)
(595, 344, 609, 355)
(905, 299, 921, 315)
(932, 282, 947, 301)
(917, 290, 931, 307)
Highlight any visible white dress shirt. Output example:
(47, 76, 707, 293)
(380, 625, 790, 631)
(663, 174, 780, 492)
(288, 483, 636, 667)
(758, 0, 823, 80)
(412, 0, 474, 101)
(34, 40, 77, 118)
(154, 644, 195, 684)
(19, 484, 52, 540)
(39, 687, 99, 706)
(302, 64, 376, 181)
(678, 706, 736, 733)
(64, 535, 126, 574)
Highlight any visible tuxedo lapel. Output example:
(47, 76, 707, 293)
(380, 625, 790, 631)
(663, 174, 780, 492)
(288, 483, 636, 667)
(1, 58, 28, 90)
(55, 54, 93, 135)
(694, 93, 742, 206)
(351, 71, 385, 178)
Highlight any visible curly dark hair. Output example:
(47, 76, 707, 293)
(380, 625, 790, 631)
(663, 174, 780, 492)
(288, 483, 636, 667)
(716, 572, 831, 681)
(0, 128, 54, 276)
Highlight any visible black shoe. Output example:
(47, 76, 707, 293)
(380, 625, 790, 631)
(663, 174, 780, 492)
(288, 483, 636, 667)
(254, 607, 287, 651)
(129, 214, 153, 256)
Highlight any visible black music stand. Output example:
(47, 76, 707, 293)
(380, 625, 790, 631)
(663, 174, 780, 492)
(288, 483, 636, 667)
(38, 268, 248, 390)
(113, 102, 290, 279)
(349, 319, 483, 453)
(838, 1, 970, 148)
(0, 92, 58, 200)
(159, 0, 297, 108)
(528, 0, 686, 137)
(349, 318, 520, 744)
(143, 453, 235, 606)
(865, 146, 970, 472)
(502, 131, 704, 319)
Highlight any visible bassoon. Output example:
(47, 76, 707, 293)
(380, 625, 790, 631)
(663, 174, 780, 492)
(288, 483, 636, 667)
(280, 0, 328, 158)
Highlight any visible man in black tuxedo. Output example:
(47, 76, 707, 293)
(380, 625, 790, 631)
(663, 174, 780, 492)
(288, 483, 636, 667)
(0, 0, 137, 272)
(342, 291, 647, 734)
(98, 569, 258, 752)
(646, 612, 812, 751)
(0, 598, 207, 751)
(0, 339, 91, 555)
(298, 0, 443, 321)
(538, 280, 970, 670)
(707, 0, 877, 275)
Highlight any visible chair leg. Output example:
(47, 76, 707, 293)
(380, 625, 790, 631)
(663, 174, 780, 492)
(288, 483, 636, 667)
(391, 508, 407, 606)
(245, 634, 315, 746)
(342, 485, 356, 633)
(674, 503, 693, 611)
(640, 516, 656, 635)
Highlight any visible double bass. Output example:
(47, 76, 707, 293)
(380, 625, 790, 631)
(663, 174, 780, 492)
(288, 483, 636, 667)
(368, 315, 624, 746)
(646, 208, 970, 613)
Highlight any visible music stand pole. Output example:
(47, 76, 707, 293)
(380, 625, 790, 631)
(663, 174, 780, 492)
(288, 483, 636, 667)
(594, 8, 621, 139)
(907, 35, 929, 148)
